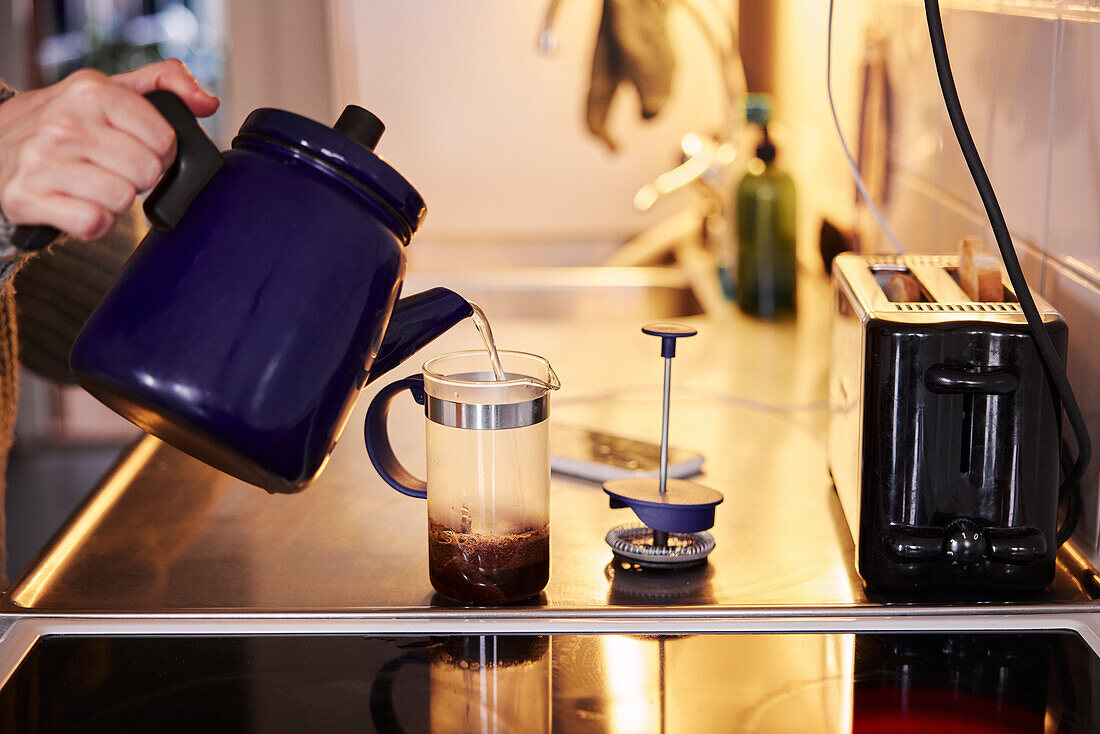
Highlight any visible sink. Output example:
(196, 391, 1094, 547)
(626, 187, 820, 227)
(402, 266, 704, 319)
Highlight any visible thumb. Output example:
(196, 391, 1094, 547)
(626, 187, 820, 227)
(112, 59, 220, 117)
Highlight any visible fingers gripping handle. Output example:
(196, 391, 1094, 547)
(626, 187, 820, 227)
(10, 91, 223, 249)
(364, 375, 428, 499)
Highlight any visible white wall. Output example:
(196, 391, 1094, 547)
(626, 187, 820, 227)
(222, 0, 335, 142)
(328, 0, 730, 246)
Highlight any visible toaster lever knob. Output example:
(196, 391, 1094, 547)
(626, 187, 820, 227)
(881, 526, 942, 562)
(943, 518, 987, 568)
(985, 527, 1047, 564)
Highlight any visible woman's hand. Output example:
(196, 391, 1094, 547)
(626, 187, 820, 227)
(0, 59, 219, 241)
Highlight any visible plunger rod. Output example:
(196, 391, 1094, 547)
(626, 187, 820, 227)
(659, 355, 671, 495)
(640, 323, 697, 551)
(654, 355, 673, 548)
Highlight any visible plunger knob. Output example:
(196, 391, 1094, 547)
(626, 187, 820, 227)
(642, 323, 697, 357)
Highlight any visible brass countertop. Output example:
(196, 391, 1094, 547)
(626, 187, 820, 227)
(4, 274, 1095, 615)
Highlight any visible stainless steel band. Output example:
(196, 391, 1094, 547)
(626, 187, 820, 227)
(426, 396, 548, 429)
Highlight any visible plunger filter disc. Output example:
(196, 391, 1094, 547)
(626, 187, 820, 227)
(605, 523, 716, 569)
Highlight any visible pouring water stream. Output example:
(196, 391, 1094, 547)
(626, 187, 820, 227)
(470, 302, 506, 381)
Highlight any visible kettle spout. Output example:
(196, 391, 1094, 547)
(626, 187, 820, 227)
(366, 287, 473, 384)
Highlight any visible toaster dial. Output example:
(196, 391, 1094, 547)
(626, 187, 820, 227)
(943, 518, 987, 569)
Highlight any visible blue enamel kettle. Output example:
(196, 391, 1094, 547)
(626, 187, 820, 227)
(17, 93, 471, 493)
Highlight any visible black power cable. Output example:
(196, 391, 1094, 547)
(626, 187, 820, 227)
(925, 0, 1090, 545)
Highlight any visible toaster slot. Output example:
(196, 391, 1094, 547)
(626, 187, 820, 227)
(908, 263, 971, 303)
(943, 266, 1017, 303)
(870, 265, 932, 303)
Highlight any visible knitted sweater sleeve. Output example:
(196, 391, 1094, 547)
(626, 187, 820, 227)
(14, 206, 141, 383)
(0, 80, 30, 285)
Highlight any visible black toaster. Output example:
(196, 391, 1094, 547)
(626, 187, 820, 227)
(828, 254, 1067, 592)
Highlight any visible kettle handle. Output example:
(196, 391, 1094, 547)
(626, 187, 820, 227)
(141, 90, 225, 231)
(364, 374, 429, 499)
(10, 90, 224, 250)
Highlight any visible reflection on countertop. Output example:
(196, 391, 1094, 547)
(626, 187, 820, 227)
(4, 442, 127, 582)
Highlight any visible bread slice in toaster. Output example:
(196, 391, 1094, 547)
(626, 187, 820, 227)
(884, 272, 923, 302)
(959, 236, 1004, 301)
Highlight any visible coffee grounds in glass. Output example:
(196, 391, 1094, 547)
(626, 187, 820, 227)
(428, 523, 549, 605)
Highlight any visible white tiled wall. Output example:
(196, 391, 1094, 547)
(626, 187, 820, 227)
(774, 0, 1100, 556)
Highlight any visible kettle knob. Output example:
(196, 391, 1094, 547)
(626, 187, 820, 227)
(334, 105, 385, 151)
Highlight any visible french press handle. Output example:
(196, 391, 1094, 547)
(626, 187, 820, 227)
(11, 90, 224, 250)
(364, 374, 429, 499)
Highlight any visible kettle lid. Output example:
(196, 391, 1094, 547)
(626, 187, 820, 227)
(235, 106, 427, 239)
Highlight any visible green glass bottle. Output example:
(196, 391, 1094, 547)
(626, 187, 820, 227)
(737, 99, 797, 319)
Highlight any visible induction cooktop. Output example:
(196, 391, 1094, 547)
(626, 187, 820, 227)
(0, 626, 1094, 733)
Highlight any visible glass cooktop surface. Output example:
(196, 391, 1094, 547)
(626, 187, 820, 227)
(0, 631, 1094, 733)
